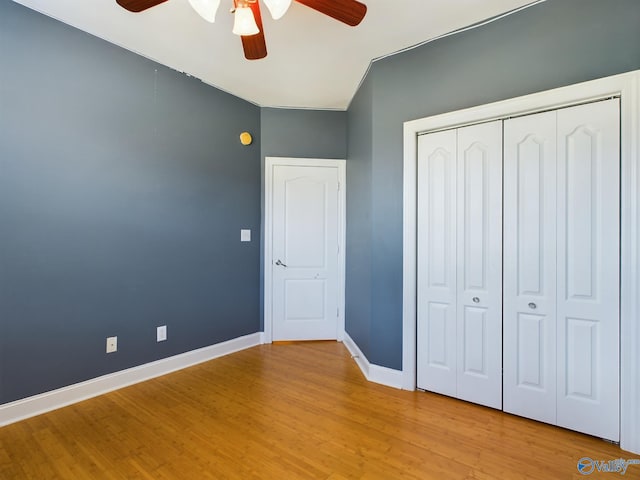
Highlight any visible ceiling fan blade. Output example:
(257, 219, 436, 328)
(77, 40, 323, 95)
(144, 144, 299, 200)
(239, 0, 268, 60)
(116, 0, 169, 13)
(294, 0, 366, 26)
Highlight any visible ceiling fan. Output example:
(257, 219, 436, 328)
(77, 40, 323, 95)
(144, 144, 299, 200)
(115, 0, 367, 60)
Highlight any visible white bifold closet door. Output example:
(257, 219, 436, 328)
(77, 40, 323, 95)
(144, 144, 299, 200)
(503, 99, 620, 441)
(503, 110, 558, 425)
(417, 121, 503, 409)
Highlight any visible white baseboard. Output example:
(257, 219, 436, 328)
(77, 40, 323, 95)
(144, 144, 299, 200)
(343, 332, 404, 390)
(0, 332, 264, 427)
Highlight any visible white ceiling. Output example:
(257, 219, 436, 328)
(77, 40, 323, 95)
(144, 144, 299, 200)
(13, 0, 538, 109)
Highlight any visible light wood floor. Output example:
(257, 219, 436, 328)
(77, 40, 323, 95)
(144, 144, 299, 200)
(0, 341, 633, 479)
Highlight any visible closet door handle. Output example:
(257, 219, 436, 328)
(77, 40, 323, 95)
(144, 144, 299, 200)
(472, 297, 480, 304)
(528, 302, 537, 310)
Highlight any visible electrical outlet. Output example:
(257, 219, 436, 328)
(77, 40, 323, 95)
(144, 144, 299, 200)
(157, 325, 167, 342)
(106, 336, 117, 353)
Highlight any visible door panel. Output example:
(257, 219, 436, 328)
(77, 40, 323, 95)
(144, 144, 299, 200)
(516, 313, 545, 388)
(503, 111, 557, 424)
(462, 306, 487, 375)
(564, 126, 597, 299)
(417, 130, 457, 396)
(456, 121, 503, 409)
(284, 177, 327, 267)
(426, 302, 450, 367)
(272, 165, 339, 341)
(284, 279, 326, 320)
(556, 99, 620, 441)
(515, 136, 545, 296)
(565, 318, 597, 398)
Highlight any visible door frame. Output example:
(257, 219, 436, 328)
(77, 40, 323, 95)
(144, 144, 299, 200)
(403, 70, 640, 454)
(264, 157, 346, 344)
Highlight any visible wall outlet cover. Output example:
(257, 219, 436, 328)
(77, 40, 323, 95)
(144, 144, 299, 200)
(106, 336, 117, 353)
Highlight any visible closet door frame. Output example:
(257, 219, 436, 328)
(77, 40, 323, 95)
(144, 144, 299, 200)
(403, 70, 640, 455)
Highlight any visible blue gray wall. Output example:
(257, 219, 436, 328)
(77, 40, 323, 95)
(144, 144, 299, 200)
(0, 1, 263, 403)
(345, 0, 640, 369)
(345, 76, 373, 360)
(260, 108, 347, 160)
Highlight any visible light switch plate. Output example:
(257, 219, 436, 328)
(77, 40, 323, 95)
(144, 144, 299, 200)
(241, 229, 251, 242)
(157, 325, 167, 342)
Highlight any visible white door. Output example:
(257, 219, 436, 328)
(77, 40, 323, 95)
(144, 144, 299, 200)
(503, 99, 620, 441)
(555, 100, 620, 441)
(417, 129, 458, 397)
(417, 121, 502, 409)
(455, 121, 503, 409)
(270, 163, 342, 341)
(503, 110, 558, 424)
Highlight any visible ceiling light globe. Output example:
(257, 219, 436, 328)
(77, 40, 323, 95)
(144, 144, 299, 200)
(188, 0, 220, 23)
(263, 0, 292, 20)
(232, 6, 260, 36)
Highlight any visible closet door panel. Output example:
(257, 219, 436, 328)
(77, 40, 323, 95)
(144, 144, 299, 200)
(503, 111, 557, 424)
(417, 130, 457, 396)
(455, 121, 503, 409)
(556, 99, 620, 441)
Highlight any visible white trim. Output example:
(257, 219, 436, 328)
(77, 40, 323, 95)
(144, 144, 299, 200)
(621, 71, 640, 455)
(0, 332, 263, 427)
(343, 333, 370, 380)
(343, 333, 403, 390)
(263, 157, 346, 343)
(403, 70, 640, 454)
(402, 125, 419, 392)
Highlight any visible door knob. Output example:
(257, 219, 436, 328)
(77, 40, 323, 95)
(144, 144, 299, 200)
(528, 302, 537, 309)
(275, 259, 287, 267)
(472, 297, 480, 303)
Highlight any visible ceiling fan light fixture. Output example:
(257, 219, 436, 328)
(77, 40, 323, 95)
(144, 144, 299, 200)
(232, 6, 260, 36)
(262, 0, 292, 20)
(187, 0, 220, 22)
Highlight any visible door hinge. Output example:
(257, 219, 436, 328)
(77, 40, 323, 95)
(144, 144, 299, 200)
(337, 307, 340, 317)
